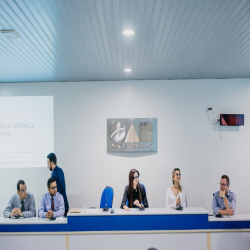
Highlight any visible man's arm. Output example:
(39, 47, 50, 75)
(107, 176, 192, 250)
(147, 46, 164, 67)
(3, 196, 14, 218)
(220, 194, 236, 215)
(38, 195, 46, 218)
(23, 194, 36, 218)
(218, 207, 234, 216)
(53, 195, 65, 217)
(222, 196, 230, 209)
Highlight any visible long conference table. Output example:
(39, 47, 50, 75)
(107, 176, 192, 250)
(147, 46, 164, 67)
(1, 207, 250, 250)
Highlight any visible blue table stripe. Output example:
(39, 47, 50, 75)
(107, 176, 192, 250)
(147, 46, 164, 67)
(0, 224, 67, 232)
(68, 214, 208, 231)
(209, 221, 250, 229)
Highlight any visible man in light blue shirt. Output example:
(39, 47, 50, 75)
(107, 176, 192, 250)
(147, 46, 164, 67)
(38, 177, 65, 218)
(47, 153, 69, 216)
(212, 175, 236, 216)
(3, 180, 36, 218)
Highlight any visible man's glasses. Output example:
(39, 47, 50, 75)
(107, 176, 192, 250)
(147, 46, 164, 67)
(19, 188, 27, 193)
(219, 183, 228, 187)
(50, 186, 57, 190)
(134, 175, 140, 180)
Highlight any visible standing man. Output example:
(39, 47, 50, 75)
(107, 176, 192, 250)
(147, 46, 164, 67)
(212, 175, 236, 216)
(3, 180, 36, 218)
(47, 153, 69, 216)
(38, 177, 65, 218)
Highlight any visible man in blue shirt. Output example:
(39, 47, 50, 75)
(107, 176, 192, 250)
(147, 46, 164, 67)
(38, 177, 65, 218)
(47, 153, 69, 216)
(3, 180, 36, 218)
(212, 175, 236, 216)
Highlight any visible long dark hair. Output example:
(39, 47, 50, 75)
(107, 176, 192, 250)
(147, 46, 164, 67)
(128, 169, 142, 208)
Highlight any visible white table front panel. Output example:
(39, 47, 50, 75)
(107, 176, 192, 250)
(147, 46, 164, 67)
(0, 235, 65, 250)
(69, 233, 207, 250)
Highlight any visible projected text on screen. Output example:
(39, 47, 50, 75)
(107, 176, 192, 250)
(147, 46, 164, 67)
(0, 96, 54, 168)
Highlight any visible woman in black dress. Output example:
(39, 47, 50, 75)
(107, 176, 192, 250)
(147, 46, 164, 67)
(121, 169, 148, 211)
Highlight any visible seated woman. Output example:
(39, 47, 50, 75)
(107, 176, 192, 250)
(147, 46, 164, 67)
(121, 169, 148, 211)
(165, 168, 186, 208)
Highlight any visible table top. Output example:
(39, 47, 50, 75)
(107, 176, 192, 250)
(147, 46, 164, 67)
(68, 207, 209, 216)
(0, 217, 67, 225)
(209, 214, 250, 222)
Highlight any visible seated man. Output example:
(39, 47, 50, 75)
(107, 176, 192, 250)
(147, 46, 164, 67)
(38, 177, 65, 218)
(213, 175, 236, 216)
(3, 180, 36, 218)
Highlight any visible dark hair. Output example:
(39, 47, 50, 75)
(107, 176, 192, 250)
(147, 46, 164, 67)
(47, 177, 56, 188)
(17, 180, 25, 191)
(47, 153, 57, 165)
(128, 169, 142, 208)
(221, 175, 230, 185)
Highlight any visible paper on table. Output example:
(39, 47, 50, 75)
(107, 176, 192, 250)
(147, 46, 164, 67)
(11, 216, 24, 219)
(56, 217, 67, 221)
(130, 208, 137, 212)
(39, 218, 50, 221)
(70, 209, 81, 213)
(86, 209, 99, 213)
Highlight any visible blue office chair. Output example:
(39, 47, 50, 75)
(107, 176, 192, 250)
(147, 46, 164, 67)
(126, 183, 146, 206)
(100, 186, 114, 209)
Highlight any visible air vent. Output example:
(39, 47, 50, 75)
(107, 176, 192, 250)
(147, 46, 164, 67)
(0, 30, 20, 39)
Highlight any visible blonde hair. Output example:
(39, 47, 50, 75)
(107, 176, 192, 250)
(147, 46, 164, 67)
(172, 168, 182, 192)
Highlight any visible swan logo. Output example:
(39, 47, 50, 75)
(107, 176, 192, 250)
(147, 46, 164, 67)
(108, 118, 157, 152)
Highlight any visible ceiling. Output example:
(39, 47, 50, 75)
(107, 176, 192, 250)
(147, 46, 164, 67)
(1, 0, 250, 82)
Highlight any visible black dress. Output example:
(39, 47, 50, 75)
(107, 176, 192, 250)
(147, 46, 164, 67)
(120, 184, 149, 209)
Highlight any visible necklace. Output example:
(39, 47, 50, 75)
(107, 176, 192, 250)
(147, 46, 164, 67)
(174, 185, 179, 195)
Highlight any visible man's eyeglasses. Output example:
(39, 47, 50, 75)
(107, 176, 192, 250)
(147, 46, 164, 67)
(19, 188, 27, 193)
(50, 186, 57, 190)
(134, 175, 140, 180)
(219, 183, 228, 187)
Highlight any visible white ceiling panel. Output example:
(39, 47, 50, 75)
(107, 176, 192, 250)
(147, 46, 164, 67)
(1, 0, 250, 82)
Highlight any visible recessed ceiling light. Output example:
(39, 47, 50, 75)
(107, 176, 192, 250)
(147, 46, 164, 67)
(0, 29, 20, 39)
(122, 30, 135, 35)
(124, 68, 132, 72)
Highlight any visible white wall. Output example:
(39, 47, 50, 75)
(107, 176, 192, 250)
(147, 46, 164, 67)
(0, 79, 250, 215)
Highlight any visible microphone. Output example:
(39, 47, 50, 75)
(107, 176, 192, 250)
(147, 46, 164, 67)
(137, 184, 145, 211)
(103, 186, 109, 212)
(175, 190, 183, 211)
(213, 193, 223, 218)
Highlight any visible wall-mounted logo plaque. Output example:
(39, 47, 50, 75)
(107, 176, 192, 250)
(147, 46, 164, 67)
(107, 118, 157, 152)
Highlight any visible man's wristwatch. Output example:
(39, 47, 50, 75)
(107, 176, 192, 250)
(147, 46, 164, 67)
(222, 195, 225, 199)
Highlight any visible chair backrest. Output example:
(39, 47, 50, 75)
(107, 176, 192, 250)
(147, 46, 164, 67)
(126, 183, 146, 206)
(140, 183, 146, 192)
(100, 186, 114, 208)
